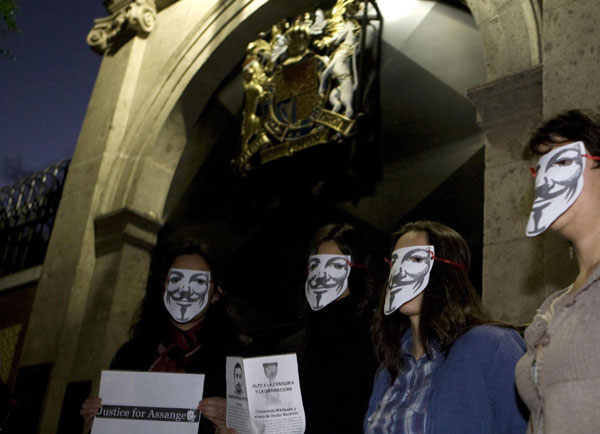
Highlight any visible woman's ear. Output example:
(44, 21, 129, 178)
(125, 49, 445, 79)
(211, 284, 223, 304)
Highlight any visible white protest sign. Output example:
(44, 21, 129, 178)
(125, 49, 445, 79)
(226, 354, 305, 434)
(92, 370, 204, 434)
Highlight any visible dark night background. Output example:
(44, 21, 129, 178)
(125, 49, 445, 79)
(0, 2, 106, 186)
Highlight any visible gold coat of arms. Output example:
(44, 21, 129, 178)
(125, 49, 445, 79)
(236, 0, 363, 172)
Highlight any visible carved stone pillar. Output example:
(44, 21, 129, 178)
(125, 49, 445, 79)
(73, 208, 161, 384)
(87, 0, 158, 54)
(468, 65, 575, 324)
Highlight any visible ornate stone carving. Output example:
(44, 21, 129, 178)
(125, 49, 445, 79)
(87, 0, 158, 54)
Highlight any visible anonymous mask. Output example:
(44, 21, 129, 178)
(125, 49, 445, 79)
(163, 268, 211, 323)
(305, 254, 351, 311)
(526, 141, 585, 237)
(384, 245, 434, 315)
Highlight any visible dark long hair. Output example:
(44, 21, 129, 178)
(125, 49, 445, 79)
(129, 239, 221, 344)
(528, 109, 600, 166)
(307, 223, 375, 314)
(372, 221, 498, 377)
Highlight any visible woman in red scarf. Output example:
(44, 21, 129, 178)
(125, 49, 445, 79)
(81, 240, 244, 433)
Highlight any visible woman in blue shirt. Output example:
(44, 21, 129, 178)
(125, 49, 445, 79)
(364, 221, 527, 434)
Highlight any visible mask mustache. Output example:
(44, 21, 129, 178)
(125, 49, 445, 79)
(388, 273, 425, 293)
(533, 180, 570, 203)
(309, 275, 340, 289)
(388, 267, 413, 287)
(168, 287, 208, 302)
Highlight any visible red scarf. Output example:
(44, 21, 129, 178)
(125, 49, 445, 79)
(149, 322, 204, 372)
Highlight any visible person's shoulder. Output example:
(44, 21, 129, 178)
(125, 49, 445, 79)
(443, 326, 524, 376)
(115, 338, 149, 354)
(462, 325, 522, 341)
(538, 287, 570, 313)
(454, 325, 525, 356)
(112, 339, 136, 358)
(110, 338, 155, 369)
(372, 364, 393, 387)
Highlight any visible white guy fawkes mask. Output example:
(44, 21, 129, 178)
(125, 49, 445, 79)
(163, 268, 211, 323)
(384, 245, 434, 315)
(305, 254, 351, 311)
(526, 141, 586, 237)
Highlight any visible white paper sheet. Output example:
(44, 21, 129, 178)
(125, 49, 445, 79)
(226, 354, 305, 434)
(91, 370, 205, 434)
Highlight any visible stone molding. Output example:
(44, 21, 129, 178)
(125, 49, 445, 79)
(87, 0, 158, 54)
(467, 65, 543, 130)
(94, 207, 161, 257)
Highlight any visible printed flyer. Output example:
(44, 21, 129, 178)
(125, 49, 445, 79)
(91, 370, 204, 434)
(226, 354, 305, 434)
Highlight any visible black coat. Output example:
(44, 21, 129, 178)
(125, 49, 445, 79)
(110, 303, 248, 434)
(286, 296, 377, 434)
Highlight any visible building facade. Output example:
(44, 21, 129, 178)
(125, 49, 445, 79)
(1, 0, 598, 432)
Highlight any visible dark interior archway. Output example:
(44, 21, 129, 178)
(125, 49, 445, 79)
(161, 0, 486, 342)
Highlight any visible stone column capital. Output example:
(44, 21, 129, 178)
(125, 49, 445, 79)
(94, 207, 162, 257)
(87, 0, 158, 55)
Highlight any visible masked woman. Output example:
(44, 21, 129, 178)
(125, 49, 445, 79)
(80, 240, 243, 433)
(516, 110, 600, 434)
(365, 221, 527, 434)
(298, 223, 378, 434)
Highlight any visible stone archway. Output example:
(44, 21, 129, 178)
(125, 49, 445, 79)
(96, 0, 545, 224)
(465, 0, 541, 81)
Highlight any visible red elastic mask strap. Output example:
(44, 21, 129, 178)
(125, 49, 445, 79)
(530, 167, 537, 177)
(346, 260, 368, 269)
(583, 154, 600, 161)
(429, 252, 468, 273)
(384, 257, 393, 268)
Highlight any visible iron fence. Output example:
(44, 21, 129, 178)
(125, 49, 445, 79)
(0, 160, 70, 277)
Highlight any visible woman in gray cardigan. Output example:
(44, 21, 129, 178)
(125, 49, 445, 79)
(516, 109, 600, 434)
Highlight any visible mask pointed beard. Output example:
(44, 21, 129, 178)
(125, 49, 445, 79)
(384, 246, 434, 315)
(526, 141, 585, 237)
(163, 268, 211, 323)
(305, 254, 351, 311)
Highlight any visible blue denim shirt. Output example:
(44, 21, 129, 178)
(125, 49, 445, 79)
(364, 331, 443, 434)
(364, 326, 528, 434)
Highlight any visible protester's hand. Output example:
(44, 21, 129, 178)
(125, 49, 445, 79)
(198, 397, 227, 427)
(215, 426, 238, 434)
(80, 396, 102, 431)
